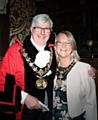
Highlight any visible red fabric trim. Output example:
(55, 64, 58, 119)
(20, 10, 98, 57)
(0, 85, 16, 105)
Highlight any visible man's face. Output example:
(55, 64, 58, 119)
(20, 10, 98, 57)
(30, 21, 52, 46)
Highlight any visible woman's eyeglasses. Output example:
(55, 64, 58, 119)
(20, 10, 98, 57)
(56, 41, 71, 46)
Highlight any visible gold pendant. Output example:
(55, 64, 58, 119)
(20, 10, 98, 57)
(35, 78, 47, 90)
(56, 79, 63, 87)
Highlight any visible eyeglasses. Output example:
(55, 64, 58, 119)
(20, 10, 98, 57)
(56, 41, 71, 46)
(33, 27, 52, 33)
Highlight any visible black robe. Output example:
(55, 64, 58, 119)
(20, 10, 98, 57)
(22, 35, 56, 120)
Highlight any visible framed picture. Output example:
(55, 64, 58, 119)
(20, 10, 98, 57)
(0, 0, 8, 14)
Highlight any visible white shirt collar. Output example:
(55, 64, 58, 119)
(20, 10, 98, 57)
(30, 36, 45, 51)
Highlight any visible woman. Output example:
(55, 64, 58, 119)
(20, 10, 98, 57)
(52, 31, 97, 120)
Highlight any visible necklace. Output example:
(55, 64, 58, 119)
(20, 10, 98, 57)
(56, 60, 76, 87)
(22, 48, 53, 90)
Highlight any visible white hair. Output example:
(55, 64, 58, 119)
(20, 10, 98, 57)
(31, 14, 53, 28)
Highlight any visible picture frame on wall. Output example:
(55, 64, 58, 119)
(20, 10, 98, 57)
(0, 0, 8, 14)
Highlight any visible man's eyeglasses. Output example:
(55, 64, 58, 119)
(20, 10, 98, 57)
(33, 27, 52, 33)
(56, 41, 72, 46)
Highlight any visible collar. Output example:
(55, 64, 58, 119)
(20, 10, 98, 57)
(30, 36, 46, 51)
(58, 58, 74, 68)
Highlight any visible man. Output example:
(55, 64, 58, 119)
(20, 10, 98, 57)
(0, 14, 56, 120)
(0, 14, 96, 120)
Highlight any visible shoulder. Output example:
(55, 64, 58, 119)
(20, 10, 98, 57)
(4, 39, 23, 60)
(8, 42, 22, 53)
(76, 61, 90, 66)
(76, 61, 90, 68)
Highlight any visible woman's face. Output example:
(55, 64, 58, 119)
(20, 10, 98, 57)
(55, 33, 73, 59)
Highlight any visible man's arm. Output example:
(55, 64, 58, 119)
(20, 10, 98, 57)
(88, 66, 97, 79)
